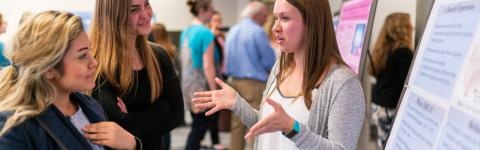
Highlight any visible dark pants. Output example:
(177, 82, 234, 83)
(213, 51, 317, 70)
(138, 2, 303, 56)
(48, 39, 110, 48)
(185, 111, 220, 150)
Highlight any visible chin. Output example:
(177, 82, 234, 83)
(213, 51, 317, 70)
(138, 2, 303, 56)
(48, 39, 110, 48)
(279, 47, 296, 53)
(137, 28, 152, 36)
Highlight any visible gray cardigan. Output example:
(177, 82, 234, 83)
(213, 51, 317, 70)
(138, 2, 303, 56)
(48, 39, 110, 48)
(231, 63, 365, 150)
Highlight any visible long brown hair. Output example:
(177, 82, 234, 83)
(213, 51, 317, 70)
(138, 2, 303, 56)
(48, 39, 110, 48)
(151, 23, 176, 58)
(276, 0, 344, 109)
(371, 13, 413, 75)
(90, 0, 163, 102)
(0, 11, 83, 135)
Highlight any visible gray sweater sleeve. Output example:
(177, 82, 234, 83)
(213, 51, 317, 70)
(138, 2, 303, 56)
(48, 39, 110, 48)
(230, 94, 260, 127)
(291, 77, 365, 150)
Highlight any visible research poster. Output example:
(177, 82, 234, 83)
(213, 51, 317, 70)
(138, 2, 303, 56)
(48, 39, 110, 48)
(386, 0, 480, 149)
(335, 0, 373, 74)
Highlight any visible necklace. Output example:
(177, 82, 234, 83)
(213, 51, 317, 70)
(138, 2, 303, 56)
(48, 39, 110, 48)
(62, 100, 73, 117)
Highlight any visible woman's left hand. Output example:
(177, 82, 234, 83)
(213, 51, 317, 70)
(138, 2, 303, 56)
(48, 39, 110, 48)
(82, 122, 136, 150)
(244, 99, 295, 140)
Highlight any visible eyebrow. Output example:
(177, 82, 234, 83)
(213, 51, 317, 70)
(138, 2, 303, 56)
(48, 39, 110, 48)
(131, 5, 140, 9)
(77, 47, 89, 52)
(131, 0, 148, 8)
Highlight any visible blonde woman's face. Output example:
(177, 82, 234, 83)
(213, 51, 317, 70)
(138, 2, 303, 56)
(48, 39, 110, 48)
(54, 31, 98, 92)
(128, 0, 153, 36)
(272, 0, 304, 53)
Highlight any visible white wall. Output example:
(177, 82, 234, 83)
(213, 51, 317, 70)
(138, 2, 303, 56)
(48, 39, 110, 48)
(0, 0, 95, 44)
(0, 0, 248, 46)
(329, 0, 344, 14)
(151, 0, 249, 31)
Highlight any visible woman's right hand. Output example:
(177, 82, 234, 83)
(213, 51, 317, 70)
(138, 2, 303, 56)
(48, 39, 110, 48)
(193, 77, 238, 116)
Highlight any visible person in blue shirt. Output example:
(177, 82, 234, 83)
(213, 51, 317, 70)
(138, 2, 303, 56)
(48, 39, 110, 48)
(180, 0, 221, 150)
(0, 13, 11, 68)
(223, 2, 276, 150)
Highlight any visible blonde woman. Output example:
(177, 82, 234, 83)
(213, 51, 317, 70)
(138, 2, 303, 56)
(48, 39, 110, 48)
(90, 0, 184, 149)
(0, 11, 138, 150)
(370, 13, 414, 148)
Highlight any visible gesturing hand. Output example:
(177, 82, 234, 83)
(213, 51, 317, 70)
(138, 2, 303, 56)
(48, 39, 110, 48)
(244, 99, 294, 140)
(82, 122, 136, 150)
(192, 78, 238, 116)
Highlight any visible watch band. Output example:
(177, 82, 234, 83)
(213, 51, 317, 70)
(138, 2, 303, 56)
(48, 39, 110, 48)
(283, 120, 300, 138)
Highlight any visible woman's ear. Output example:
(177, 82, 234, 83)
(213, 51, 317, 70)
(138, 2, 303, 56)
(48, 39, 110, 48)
(44, 69, 55, 80)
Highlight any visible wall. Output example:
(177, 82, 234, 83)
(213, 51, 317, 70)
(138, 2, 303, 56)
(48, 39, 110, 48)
(0, 0, 249, 46)
(415, 0, 435, 47)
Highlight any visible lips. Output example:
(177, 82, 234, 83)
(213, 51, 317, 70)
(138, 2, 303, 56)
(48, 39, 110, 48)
(137, 20, 149, 26)
(276, 36, 285, 44)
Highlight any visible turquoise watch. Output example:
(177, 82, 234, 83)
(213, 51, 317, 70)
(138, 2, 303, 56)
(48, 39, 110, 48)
(283, 120, 300, 138)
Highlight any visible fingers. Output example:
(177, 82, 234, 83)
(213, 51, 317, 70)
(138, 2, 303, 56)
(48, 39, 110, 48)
(266, 99, 282, 112)
(84, 132, 109, 141)
(245, 125, 270, 140)
(194, 91, 213, 97)
(247, 117, 270, 137)
(194, 102, 216, 110)
(91, 139, 110, 146)
(214, 78, 228, 88)
(205, 106, 221, 116)
(192, 97, 213, 103)
(82, 122, 113, 134)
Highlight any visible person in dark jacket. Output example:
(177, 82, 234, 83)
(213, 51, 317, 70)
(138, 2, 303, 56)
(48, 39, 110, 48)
(0, 11, 139, 150)
(370, 13, 414, 149)
(89, 0, 184, 149)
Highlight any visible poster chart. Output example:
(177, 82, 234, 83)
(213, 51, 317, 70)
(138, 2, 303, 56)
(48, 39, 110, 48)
(335, 0, 375, 74)
(386, 0, 480, 149)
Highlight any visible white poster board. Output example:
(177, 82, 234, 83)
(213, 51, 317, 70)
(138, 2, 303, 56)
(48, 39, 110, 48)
(386, 0, 480, 149)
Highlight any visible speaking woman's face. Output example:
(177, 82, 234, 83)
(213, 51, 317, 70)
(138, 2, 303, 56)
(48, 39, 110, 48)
(272, 0, 305, 53)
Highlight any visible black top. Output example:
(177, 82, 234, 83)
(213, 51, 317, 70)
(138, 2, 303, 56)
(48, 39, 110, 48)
(92, 44, 184, 150)
(372, 47, 413, 108)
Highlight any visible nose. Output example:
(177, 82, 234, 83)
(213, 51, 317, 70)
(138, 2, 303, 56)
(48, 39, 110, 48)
(90, 58, 98, 69)
(140, 7, 153, 20)
(272, 20, 281, 33)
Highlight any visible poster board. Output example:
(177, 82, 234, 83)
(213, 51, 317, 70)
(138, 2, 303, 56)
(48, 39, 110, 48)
(335, 0, 378, 77)
(386, 0, 480, 149)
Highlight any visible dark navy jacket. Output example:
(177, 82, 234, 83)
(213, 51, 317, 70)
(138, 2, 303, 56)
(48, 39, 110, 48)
(0, 93, 108, 150)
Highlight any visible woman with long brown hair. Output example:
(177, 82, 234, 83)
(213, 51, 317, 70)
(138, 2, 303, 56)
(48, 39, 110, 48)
(193, 0, 365, 149)
(370, 13, 414, 149)
(89, 0, 184, 149)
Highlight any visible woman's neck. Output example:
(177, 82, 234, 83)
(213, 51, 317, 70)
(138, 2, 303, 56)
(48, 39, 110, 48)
(192, 17, 205, 26)
(53, 90, 77, 117)
(292, 49, 305, 75)
(128, 35, 144, 70)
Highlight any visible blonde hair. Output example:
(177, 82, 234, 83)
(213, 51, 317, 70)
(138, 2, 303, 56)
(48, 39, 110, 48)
(0, 11, 83, 136)
(90, 0, 163, 102)
(151, 23, 176, 58)
(371, 13, 413, 75)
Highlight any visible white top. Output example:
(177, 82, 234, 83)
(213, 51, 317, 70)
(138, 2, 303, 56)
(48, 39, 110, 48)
(257, 87, 310, 150)
(69, 106, 105, 150)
